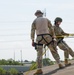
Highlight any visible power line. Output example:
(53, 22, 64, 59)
(0, 21, 74, 24)
(0, 33, 29, 36)
(0, 39, 30, 43)
(0, 40, 25, 42)
(0, 34, 24, 36)
(0, 29, 26, 31)
(0, 21, 32, 23)
(0, 48, 28, 50)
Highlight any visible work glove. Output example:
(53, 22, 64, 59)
(32, 40, 34, 47)
(69, 34, 74, 36)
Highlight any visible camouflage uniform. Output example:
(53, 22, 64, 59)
(53, 25, 74, 59)
(31, 11, 62, 70)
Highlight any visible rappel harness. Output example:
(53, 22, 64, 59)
(57, 38, 64, 45)
(34, 34, 54, 49)
(37, 34, 54, 46)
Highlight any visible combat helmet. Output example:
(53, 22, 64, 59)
(54, 17, 62, 22)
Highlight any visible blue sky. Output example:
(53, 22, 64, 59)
(0, 0, 74, 61)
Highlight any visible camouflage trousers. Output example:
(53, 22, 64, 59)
(36, 34, 60, 68)
(58, 40, 74, 59)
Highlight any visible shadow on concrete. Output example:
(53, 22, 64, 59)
(44, 63, 74, 75)
(44, 67, 65, 75)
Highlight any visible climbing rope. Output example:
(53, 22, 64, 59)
(25, 34, 74, 75)
(25, 46, 48, 75)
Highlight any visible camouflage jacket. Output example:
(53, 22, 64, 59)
(31, 16, 54, 41)
(52, 25, 69, 41)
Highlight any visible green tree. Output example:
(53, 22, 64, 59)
(0, 59, 21, 65)
(43, 58, 54, 66)
(0, 59, 7, 65)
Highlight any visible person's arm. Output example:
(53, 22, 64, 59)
(48, 19, 56, 38)
(61, 28, 69, 36)
(54, 27, 69, 39)
(31, 20, 36, 46)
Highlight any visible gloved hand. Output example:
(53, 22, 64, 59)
(69, 34, 74, 36)
(32, 40, 34, 47)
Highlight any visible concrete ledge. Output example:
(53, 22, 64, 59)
(24, 60, 74, 75)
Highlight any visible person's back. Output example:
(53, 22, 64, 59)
(35, 17, 49, 35)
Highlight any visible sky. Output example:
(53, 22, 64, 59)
(0, 0, 74, 61)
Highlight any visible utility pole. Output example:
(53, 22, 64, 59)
(20, 50, 22, 64)
(43, 9, 49, 66)
(44, 8, 49, 58)
(43, 8, 47, 59)
(14, 50, 15, 61)
(43, 8, 46, 17)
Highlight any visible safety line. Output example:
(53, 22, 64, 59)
(25, 46, 48, 75)
(25, 34, 74, 75)
(56, 34, 74, 38)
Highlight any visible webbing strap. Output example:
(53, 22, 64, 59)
(37, 34, 53, 46)
(57, 38, 63, 45)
